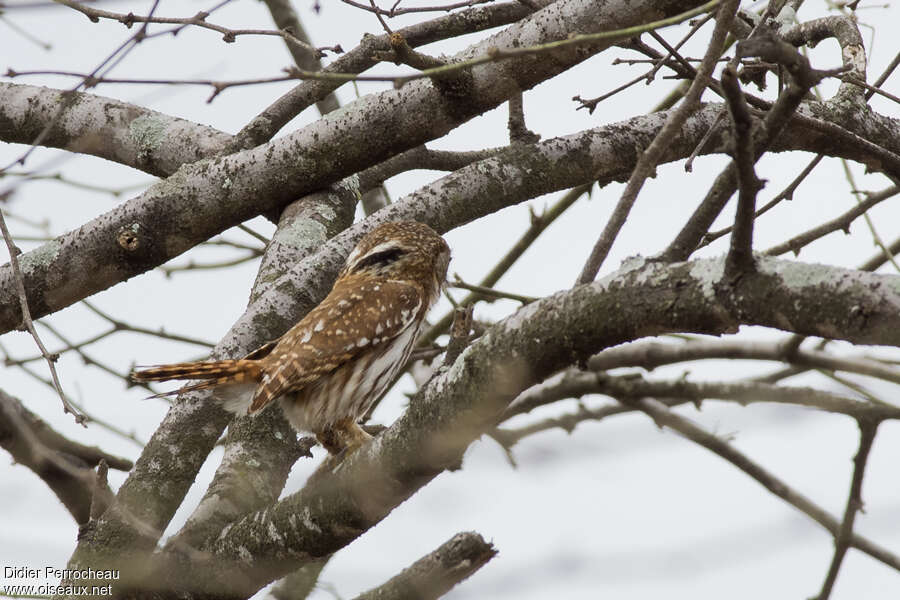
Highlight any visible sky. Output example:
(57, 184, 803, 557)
(1, 0, 899, 598)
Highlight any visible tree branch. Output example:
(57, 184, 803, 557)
(0, 389, 131, 524)
(815, 419, 879, 600)
(261, 0, 341, 117)
(0, 82, 231, 177)
(354, 532, 497, 600)
(618, 396, 900, 572)
(576, 0, 739, 283)
(231, 0, 546, 150)
(97, 254, 900, 599)
(1, 0, 713, 336)
(721, 63, 762, 276)
(7, 91, 900, 339)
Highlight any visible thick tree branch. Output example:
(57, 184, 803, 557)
(1, 0, 712, 336)
(6, 92, 900, 339)
(93, 254, 900, 599)
(0, 389, 131, 524)
(354, 532, 497, 600)
(231, 0, 543, 149)
(0, 82, 231, 177)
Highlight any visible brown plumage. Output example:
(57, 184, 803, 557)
(132, 221, 450, 454)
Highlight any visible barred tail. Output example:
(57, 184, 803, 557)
(131, 359, 263, 393)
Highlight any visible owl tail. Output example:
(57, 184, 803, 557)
(131, 359, 263, 396)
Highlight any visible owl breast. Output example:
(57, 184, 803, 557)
(278, 322, 421, 434)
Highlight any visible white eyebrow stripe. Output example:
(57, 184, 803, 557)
(348, 240, 405, 269)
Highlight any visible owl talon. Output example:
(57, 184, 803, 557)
(317, 420, 373, 456)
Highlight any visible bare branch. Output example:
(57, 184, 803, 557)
(354, 532, 497, 600)
(261, 0, 340, 116)
(0, 389, 131, 524)
(764, 185, 900, 256)
(142, 255, 900, 597)
(722, 64, 763, 276)
(576, 0, 739, 283)
(0, 82, 231, 176)
(507, 91, 539, 144)
(619, 396, 900, 571)
(0, 207, 83, 423)
(586, 338, 900, 387)
(3, 0, 714, 336)
(815, 420, 879, 600)
(52, 0, 329, 57)
(231, 0, 545, 150)
(3, 94, 900, 338)
(660, 34, 851, 262)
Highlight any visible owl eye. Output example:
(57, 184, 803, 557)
(353, 246, 406, 271)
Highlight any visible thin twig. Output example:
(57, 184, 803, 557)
(341, 0, 496, 16)
(0, 208, 85, 423)
(443, 306, 473, 367)
(620, 397, 900, 571)
(764, 185, 900, 256)
(3, 0, 163, 172)
(684, 108, 727, 172)
(574, 12, 716, 113)
(82, 300, 216, 348)
(702, 154, 824, 246)
(422, 185, 587, 345)
(450, 277, 536, 304)
(52, 0, 331, 57)
(815, 420, 879, 600)
(576, 0, 738, 283)
(837, 159, 900, 273)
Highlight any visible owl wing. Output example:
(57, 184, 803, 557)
(248, 279, 423, 413)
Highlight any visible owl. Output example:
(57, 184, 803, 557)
(132, 221, 451, 454)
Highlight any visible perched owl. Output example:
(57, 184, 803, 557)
(132, 221, 451, 454)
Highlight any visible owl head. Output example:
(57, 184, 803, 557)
(340, 221, 451, 300)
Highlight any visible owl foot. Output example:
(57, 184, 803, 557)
(316, 419, 373, 456)
(308, 421, 374, 483)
